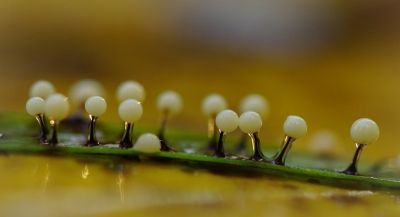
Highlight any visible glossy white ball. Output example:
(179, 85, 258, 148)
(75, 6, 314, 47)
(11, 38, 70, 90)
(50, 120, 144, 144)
(157, 91, 182, 115)
(202, 94, 227, 117)
(29, 80, 55, 99)
(240, 94, 269, 118)
(69, 79, 106, 106)
(238, 111, 262, 134)
(85, 96, 107, 117)
(350, 118, 379, 145)
(283, 115, 307, 139)
(45, 94, 70, 120)
(118, 99, 143, 123)
(216, 110, 239, 133)
(133, 133, 161, 154)
(116, 80, 146, 103)
(26, 97, 45, 116)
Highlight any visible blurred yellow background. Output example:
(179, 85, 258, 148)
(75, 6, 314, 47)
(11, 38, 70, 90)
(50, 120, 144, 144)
(1, 0, 400, 160)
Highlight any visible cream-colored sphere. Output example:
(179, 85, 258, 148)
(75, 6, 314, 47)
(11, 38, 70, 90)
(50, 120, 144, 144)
(350, 118, 379, 145)
(26, 97, 45, 116)
(29, 80, 56, 99)
(283, 115, 307, 139)
(118, 99, 143, 123)
(133, 133, 161, 154)
(85, 96, 107, 117)
(216, 110, 239, 133)
(157, 91, 182, 115)
(238, 111, 262, 134)
(116, 80, 146, 103)
(45, 94, 70, 120)
(69, 79, 106, 106)
(202, 94, 228, 117)
(240, 94, 269, 118)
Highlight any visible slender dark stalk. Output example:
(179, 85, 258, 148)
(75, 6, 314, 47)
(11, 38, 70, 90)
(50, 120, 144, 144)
(119, 122, 134, 149)
(158, 111, 168, 141)
(85, 115, 99, 147)
(157, 110, 174, 152)
(249, 132, 268, 161)
(35, 114, 47, 143)
(342, 143, 366, 175)
(42, 115, 49, 136)
(213, 130, 226, 157)
(271, 135, 296, 165)
(207, 117, 218, 151)
(49, 120, 58, 146)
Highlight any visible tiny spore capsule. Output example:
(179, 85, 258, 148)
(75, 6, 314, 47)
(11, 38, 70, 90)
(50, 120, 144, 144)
(118, 99, 143, 149)
(26, 97, 47, 143)
(271, 115, 307, 165)
(202, 94, 228, 151)
(342, 118, 379, 175)
(29, 80, 56, 100)
(84, 96, 107, 147)
(156, 91, 182, 151)
(45, 93, 70, 145)
(213, 110, 239, 157)
(238, 111, 267, 161)
(133, 133, 161, 154)
(116, 80, 146, 103)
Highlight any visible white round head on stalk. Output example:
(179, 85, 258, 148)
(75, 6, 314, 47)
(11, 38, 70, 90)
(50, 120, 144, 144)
(133, 133, 161, 154)
(216, 110, 239, 133)
(350, 118, 379, 145)
(26, 97, 45, 116)
(157, 91, 182, 115)
(202, 94, 227, 117)
(85, 96, 107, 117)
(116, 80, 146, 103)
(29, 80, 56, 99)
(45, 93, 70, 120)
(69, 79, 106, 107)
(240, 94, 269, 118)
(238, 111, 262, 134)
(118, 99, 143, 123)
(283, 115, 307, 139)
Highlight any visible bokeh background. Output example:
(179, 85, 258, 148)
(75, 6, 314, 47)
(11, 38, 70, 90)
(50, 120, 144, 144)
(1, 0, 400, 160)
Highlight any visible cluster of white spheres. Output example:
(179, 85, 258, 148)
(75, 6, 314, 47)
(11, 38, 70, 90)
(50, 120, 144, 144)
(283, 115, 307, 139)
(45, 94, 70, 120)
(85, 96, 107, 117)
(238, 111, 263, 134)
(239, 94, 269, 118)
(133, 133, 161, 154)
(118, 99, 143, 123)
(216, 110, 239, 133)
(157, 91, 182, 115)
(26, 97, 46, 116)
(29, 80, 56, 100)
(202, 94, 227, 117)
(350, 118, 379, 145)
(27, 80, 383, 160)
(116, 81, 146, 103)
